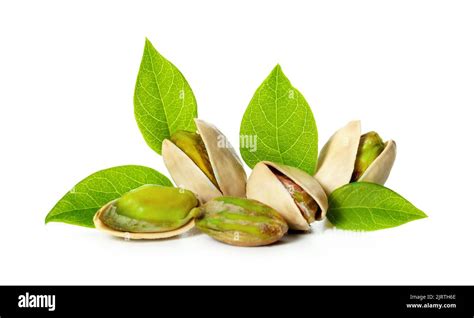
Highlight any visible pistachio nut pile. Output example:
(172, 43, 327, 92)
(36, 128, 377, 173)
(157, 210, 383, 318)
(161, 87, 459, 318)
(92, 118, 396, 246)
(46, 38, 426, 248)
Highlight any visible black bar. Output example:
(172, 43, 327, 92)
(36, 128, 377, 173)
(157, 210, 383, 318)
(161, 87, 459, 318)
(0, 286, 472, 317)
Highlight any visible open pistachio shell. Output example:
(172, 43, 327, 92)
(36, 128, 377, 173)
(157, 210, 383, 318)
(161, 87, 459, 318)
(315, 120, 361, 194)
(163, 119, 247, 203)
(358, 139, 396, 184)
(314, 120, 396, 194)
(246, 161, 328, 231)
(93, 200, 195, 240)
(162, 140, 221, 203)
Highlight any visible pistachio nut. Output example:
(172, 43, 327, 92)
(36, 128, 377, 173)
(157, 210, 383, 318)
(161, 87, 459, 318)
(314, 120, 396, 194)
(246, 161, 328, 231)
(195, 196, 288, 247)
(93, 185, 200, 240)
(351, 131, 385, 182)
(163, 119, 247, 203)
(170, 130, 219, 188)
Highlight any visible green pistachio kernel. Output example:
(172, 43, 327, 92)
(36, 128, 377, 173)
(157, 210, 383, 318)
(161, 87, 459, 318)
(170, 130, 219, 188)
(100, 185, 200, 233)
(351, 131, 386, 182)
(195, 197, 288, 247)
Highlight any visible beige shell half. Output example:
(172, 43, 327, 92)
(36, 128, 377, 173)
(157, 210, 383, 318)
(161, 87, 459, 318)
(93, 201, 195, 240)
(163, 119, 247, 203)
(246, 161, 328, 231)
(359, 140, 396, 184)
(315, 120, 361, 194)
(314, 120, 396, 194)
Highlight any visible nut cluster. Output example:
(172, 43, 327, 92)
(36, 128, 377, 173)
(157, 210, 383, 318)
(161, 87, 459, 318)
(94, 119, 395, 247)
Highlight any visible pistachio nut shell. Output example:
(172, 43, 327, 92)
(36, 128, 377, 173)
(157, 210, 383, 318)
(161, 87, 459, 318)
(93, 185, 199, 240)
(315, 120, 361, 194)
(162, 118, 247, 203)
(315, 120, 396, 194)
(195, 196, 288, 247)
(163, 139, 222, 203)
(94, 201, 196, 240)
(247, 161, 328, 231)
(170, 130, 218, 188)
(351, 131, 386, 181)
(195, 119, 247, 198)
(359, 139, 396, 184)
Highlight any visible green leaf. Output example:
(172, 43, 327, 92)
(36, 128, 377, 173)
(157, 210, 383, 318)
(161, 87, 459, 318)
(134, 38, 198, 155)
(45, 165, 173, 228)
(327, 182, 427, 231)
(240, 65, 318, 175)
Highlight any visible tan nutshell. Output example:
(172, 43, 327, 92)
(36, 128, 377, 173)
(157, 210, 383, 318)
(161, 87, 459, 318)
(315, 120, 361, 194)
(247, 161, 328, 231)
(359, 140, 397, 184)
(163, 119, 247, 203)
(93, 201, 195, 240)
(315, 120, 396, 194)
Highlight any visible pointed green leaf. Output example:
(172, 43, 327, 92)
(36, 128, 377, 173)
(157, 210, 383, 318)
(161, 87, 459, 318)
(134, 38, 197, 155)
(45, 165, 173, 228)
(327, 182, 427, 231)
(240, 65, 318, 174)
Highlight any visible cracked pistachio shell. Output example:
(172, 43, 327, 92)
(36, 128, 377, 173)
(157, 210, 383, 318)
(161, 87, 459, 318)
(314, 120, 396, 194)
(351, 131, 386, 181)
(93, 185, 199, 240)
(170, 130, 218, 188)
(358, 139, 396, 184)
(163, 119, 247, 203)
(246, 161, 328, 231)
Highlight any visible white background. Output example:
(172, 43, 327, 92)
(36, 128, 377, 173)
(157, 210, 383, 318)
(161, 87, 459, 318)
(1, 0, 473, 285)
